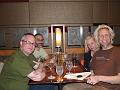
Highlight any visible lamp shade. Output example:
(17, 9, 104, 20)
(55, 28, 62, 47)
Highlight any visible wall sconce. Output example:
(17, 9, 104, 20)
(51, 24, 65, 53)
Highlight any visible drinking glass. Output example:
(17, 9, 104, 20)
(65, 60, 73, 74)
(62, 53, 68, 61)
(47, 53, 56, 79)
(56, 65, 64, 82)
(47, 62, 55, 79)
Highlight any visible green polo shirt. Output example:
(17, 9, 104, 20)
(0, 49, 35, 90)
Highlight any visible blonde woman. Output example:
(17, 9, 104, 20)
(84, 35, 99, 71)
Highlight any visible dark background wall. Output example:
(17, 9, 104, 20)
(0, 0, 120, 50)
(0, 0, 120, 26)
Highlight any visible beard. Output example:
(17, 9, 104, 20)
(101, 42, 112, 50)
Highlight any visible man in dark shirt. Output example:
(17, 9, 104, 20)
(89, 24, 120, 90)
(63, 24, 120, 90)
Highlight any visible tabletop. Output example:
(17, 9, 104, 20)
(29, 64, 86, 85)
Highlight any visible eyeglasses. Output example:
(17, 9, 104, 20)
(22, 40, 36, 46)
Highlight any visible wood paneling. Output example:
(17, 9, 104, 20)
(109, 1, 120, 25)
(0, 2, 29, 25)
(0, 1, 120, 25)
(29, 2, 93, 25)
(66, 47, 84, 54)
(29, 0, 109, 1)
(0, 0, 28, 2)
(93, 1, 108, 23)
(0, 50, 15, 56)
(29, 0, 92, 1)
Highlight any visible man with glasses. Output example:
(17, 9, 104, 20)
(33, 33, 48, 62)
(0, 33, 45, 90)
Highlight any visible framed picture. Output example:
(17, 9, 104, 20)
(67, 27, 82, 46)
(12, 27, 49, 48)
(12, 27, 30, 48)
(36, 27, 49, 47)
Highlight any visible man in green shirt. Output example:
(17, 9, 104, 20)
(0, 33, 45, 90)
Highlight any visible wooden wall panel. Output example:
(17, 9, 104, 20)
(29, 2, 93, 25)
(0, 0, 28, 2)
(109, 1, 120, 25)
(29, 0, 108, 1)
(0, 2, 29, 25)
(66, 47, 84, 54)
(93, 1, 108, 23)
(29, 0, 92, 1)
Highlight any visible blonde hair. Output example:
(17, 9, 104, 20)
(94, 24, 115, 46)
(84, 35, 99, 53)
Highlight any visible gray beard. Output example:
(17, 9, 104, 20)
(102, 44, 113, 50)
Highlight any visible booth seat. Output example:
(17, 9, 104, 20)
(0, 50, 15, 62)
(0, 50, 15, 56)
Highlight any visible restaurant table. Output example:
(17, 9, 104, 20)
(29, 65, 86, 90)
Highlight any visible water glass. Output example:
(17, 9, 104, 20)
(56, 65, 64, 82)
(65, 60, 73, 74)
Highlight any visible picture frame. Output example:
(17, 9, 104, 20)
(67, 27, 82, 46)
(36, 27, 49, 47)
(12, 27, 49, 48)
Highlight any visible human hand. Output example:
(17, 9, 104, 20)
(33, 60, 44, 69)
(37, 63, 45, 72)
(33, 60, 40, 65)
(33, 60, 40, 69)
(32, 71, 46, 81)
(86, 76, 100, 85)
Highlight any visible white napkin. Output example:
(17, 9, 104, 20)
(64, 72, 91, 80)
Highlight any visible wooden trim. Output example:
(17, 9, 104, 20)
(0, 50, 15, 56)
(0, 0, 28, 3)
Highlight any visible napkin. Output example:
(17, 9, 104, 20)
(64, 72, 91, 80)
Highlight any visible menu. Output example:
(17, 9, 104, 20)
(64, 72, 91, 80)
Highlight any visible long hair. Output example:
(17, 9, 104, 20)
(94, 24, 115, 46)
